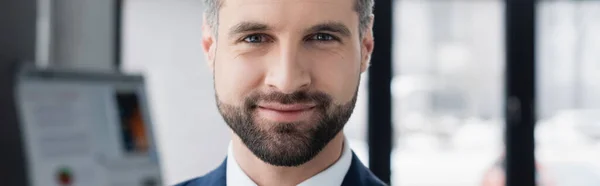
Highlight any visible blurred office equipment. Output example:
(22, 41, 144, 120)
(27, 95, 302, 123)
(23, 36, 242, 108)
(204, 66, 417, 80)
(1, 1, 165, 185)
(15, 66, 163, 186)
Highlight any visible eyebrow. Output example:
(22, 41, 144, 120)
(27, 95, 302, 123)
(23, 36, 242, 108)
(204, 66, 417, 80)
(227, 21, 352, 38)
(305, 22, 352, 37)
(228, 22, 270, 37)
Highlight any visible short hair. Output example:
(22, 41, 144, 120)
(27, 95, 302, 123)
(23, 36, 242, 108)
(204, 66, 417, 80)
(203, 0, 374, 36)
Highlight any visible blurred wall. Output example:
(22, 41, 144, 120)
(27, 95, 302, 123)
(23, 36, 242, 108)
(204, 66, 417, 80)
(122, 0, 230, 185)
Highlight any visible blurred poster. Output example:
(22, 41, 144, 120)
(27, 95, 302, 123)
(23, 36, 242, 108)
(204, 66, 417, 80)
(16, 70, 162, 186)
(18, 83, 106, 186)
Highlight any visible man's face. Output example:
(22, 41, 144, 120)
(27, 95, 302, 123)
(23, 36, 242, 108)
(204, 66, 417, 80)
(204, 0, 373, 166)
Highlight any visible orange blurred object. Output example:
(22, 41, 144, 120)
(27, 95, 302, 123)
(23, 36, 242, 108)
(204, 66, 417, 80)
(129, 107, 149, 152)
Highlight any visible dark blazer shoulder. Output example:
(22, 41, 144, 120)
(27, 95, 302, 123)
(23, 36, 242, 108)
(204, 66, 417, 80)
(342, 152, 388, 186)
(173, 158, 227, 186)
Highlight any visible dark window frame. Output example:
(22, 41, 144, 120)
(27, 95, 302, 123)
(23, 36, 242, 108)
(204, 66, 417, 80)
(366, 0, 537, 185)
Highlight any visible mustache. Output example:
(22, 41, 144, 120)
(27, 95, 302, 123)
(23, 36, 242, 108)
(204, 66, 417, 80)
(245, 90, 332, 108)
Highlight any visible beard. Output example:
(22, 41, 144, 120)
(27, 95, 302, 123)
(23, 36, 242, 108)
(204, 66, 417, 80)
(216, 88, 358, 167)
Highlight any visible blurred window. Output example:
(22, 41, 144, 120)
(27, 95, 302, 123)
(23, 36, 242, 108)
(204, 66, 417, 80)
(392, 1, 505, 185)
(536, 1, 600, 186)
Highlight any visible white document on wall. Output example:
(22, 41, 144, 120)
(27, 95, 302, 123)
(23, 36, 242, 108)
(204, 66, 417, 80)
(16, 70, 163, 186)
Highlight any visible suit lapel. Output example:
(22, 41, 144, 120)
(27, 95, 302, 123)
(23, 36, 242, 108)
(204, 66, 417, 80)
(341, 152, 387, 186)
(202, 158, 227, 186)
(341, 152, 363, 186)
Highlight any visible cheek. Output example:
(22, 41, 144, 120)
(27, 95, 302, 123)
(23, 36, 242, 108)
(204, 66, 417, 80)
(309, 48, 362, 103)
(214, 50, 265, 105)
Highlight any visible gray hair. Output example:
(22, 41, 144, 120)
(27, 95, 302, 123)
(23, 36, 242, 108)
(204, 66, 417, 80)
(203, 0, 374, 36)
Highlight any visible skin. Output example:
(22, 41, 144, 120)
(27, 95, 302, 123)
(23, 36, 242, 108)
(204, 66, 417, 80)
(201, 0, 374, 185)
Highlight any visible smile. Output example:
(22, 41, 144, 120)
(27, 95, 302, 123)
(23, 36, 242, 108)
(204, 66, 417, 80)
(256, 103, 316, 123)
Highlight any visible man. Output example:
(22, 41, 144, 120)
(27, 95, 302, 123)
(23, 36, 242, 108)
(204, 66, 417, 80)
(176, 0, 384, 185)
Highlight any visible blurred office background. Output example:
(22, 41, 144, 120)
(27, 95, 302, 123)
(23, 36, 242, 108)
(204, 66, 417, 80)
(2, 0, 600, 185)
(123, 0, 600, 185)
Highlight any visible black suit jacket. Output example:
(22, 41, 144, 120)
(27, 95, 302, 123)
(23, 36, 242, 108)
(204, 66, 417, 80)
(174, 151, 387, 186)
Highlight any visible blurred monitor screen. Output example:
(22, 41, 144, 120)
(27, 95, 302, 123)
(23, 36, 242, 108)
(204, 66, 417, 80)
(15, 68, 162, 186)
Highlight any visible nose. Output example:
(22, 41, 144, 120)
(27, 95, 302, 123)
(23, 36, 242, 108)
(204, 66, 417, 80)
(264, 42, 311, 94)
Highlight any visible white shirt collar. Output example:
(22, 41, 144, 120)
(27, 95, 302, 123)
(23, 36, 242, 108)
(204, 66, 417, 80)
(226, 138, 352, 186)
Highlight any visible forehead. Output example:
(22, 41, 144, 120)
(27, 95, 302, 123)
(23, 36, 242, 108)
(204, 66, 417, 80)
(218, 0, 358, 33)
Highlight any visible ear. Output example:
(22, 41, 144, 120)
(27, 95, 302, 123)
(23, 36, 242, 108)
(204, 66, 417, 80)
(202, 14, 217, 71)
(360, 15, 375, 73)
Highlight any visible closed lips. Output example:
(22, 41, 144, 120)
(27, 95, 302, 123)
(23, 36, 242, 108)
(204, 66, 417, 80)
(257, 103, 316, 112)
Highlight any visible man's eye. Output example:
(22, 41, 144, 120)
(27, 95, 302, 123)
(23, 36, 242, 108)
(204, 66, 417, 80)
(309, 33, 336, 41)
(243, 34, 268, 43)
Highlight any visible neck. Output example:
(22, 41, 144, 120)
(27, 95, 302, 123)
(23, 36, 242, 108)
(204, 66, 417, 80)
(232, 132, 345, 186)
